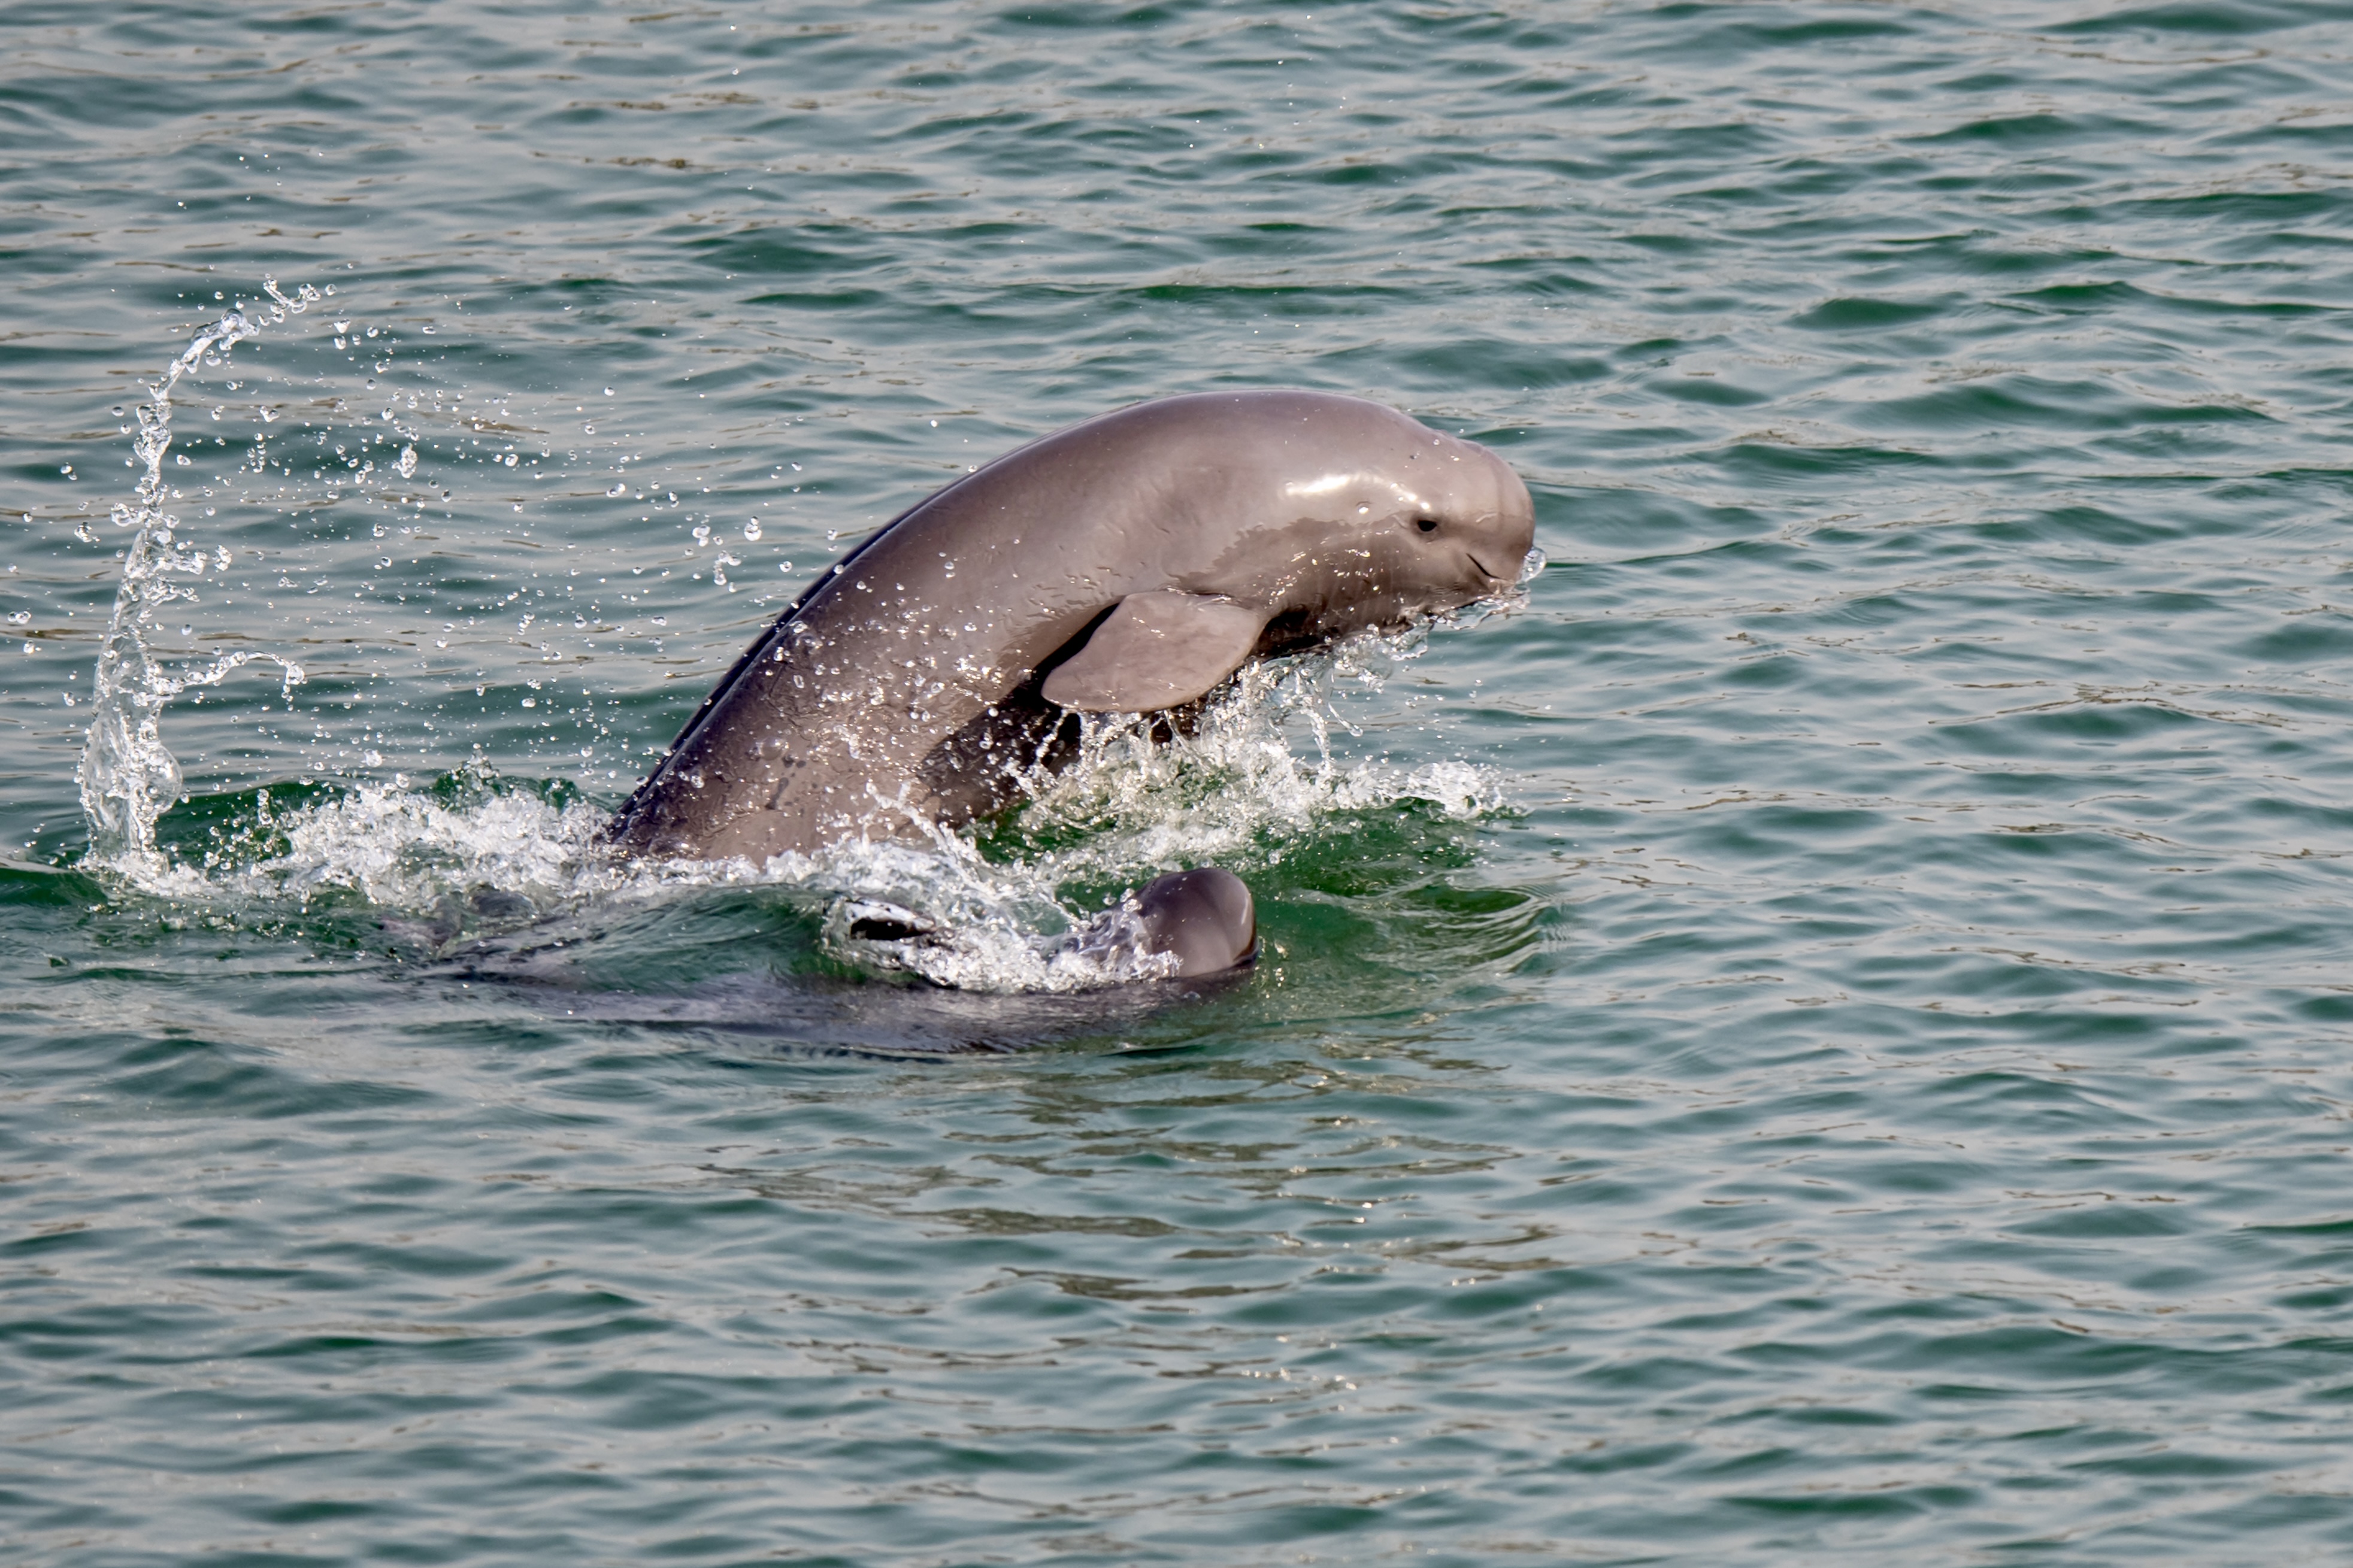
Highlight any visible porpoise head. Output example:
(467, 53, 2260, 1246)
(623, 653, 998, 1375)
(1130, 867, 1258, 976)
(1373, 424, 1537, 614)
(850, 866, 1257, 982)
(1063, 866, 1258, 979)
(1211, 399, 1537, 641)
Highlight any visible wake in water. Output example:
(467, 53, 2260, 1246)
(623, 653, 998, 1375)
(148, 641, 1513, 994)
(76, 300, 1532, 997)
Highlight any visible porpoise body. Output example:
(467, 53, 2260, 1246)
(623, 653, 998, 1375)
(608, 390, 1535, 884)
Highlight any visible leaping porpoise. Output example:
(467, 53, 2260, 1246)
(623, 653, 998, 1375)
(606, 389, 1534, 973)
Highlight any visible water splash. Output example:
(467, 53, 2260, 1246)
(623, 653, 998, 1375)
(78, 279, 318, 869)
(992, 603, 1524, 880)
(147, 771, 1194, 992)
(74, 305, 1530, 991)
(104, 603, 1516, 993)
(783, 627, 1514, 991)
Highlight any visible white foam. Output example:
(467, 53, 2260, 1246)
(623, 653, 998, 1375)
(92, 619, 1513, 993)
(996, 623, 1514, 883)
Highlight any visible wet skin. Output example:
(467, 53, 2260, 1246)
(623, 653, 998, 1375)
(607, 389, 1536, 865)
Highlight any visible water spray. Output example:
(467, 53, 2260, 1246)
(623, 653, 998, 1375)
(78, 278, 316, 868)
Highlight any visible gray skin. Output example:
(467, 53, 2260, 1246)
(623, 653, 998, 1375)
(607, 389, 1536, 865)
(847, 866, 1258, 979)
(1123, 867, 1258, 976)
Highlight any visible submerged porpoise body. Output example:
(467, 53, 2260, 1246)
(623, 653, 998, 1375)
(608, 390, 1536, 878)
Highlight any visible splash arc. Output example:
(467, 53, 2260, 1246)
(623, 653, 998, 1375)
(607, 389, 1537, 869)
(78, 280, 319, 869)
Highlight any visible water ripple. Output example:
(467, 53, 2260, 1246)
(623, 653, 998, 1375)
(7, 0, 2353, 1562)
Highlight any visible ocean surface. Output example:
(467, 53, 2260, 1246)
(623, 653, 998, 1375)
(7, 1, 2353, 1562)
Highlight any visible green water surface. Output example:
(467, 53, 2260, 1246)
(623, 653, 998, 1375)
(7, 2, 2353, 1563)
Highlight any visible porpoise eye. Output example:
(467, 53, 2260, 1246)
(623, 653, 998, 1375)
(1416, 515, 1440, 534)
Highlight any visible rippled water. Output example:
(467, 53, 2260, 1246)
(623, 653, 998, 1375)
(9, 2, 2353, 1561)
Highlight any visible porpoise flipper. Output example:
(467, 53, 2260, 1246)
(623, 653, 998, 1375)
(1041, 592, 1270, 713)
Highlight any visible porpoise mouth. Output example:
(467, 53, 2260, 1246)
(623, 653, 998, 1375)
(1466, 551, 1503, 586)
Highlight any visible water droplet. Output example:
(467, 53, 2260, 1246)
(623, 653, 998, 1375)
(743, 520, 762, 541)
